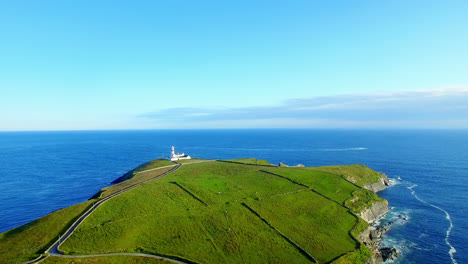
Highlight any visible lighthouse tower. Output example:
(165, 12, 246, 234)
(169, 146, 191, 161)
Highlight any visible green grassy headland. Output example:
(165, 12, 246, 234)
(41, 255, 168, 264)
(311, 164, 382, 187)
(0, 158, 386, 264)
(173, 158, 209, 164)
(0, 200, 95, 263)
(226, 158, 273, 166)
(112, 159, 175, 184)
(0, 159, 174, 264)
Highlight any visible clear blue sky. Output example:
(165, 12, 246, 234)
(1, 0, 467, 130)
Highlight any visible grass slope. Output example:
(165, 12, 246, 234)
(112, 159, 175, 184)
(261, 167, 382, 213)
(42, 255, 168, 264)
(61, 161, 378, 263)
(173, 158, 211, 164)
(247, 191, 357, 263)
(134, 159, 175, 173)
(0, 159, 176, 264)
(0, 200, 94, 264)
(311, 164, 382, 187)
(62, 162, 310, 263)
(95, 166, 175, 199)
(2, 159, 385, 264)
(226, 158, 272, 166)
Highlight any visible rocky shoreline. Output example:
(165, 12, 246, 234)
(359, 173, 400, 263)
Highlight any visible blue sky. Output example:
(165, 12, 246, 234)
(1, 0, 467, 130)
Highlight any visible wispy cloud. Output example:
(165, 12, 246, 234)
(139, 88, 468, 128)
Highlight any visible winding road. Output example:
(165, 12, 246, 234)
(31, 164, 184, 264)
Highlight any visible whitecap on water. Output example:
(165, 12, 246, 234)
(388, 177, 402, 187)
(407, 184, 458, 264)
(319, 147, 368, 151)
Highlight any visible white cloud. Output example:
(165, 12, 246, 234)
(140, 87, 468, 128)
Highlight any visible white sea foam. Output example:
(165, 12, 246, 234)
(388, 177, 402, 186)
(407, 184, 458, 264)
(320, 147, 368, 151)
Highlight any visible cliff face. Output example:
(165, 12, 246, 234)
(359, 199, 389, 223)
(364, 172, 389, 193)
(358, 173, 390, 264)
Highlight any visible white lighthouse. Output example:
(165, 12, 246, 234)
(169, 146, 191, 161)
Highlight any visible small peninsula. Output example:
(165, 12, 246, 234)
(0, 158, 390, 264)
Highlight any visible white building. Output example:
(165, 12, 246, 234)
(169, 146, 191, 161)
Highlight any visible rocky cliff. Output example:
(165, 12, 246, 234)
(364, 172, 389, 193)
(357, 173, 393, 264)
(359, 199, 389, 223)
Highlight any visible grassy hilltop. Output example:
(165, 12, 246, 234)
(0, 158, 386, 264)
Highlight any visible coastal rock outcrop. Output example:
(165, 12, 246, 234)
(357, 172, 393, 264)
(359, 200, 389, 223)
(380, 247, 399, 262)
(364, 172, 389, 193)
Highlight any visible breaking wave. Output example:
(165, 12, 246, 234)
(407, 184, 458, 264)
(320, 147, 368, 151)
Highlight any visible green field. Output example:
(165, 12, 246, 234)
(109, 159, 175, 185)
(41, 255, 168, 264)
(1, 158, 386, 264)
(173, 158, 210, 164)
(261, 167, 382, 213)
(226, 158, 273, 166)
(95, 166, 176, 199)
(0, 200, 95, 263)
(311, 164, 382, 187)
(0, 161, 174, 264)
(246, 191, 357, 263)
(133, 159, 175, 173)
(60, 161, 380, 263)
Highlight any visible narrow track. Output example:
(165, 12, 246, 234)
(31, 164, 183, 264)
(39, 253, 189, 264)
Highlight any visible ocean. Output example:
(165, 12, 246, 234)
(0, 129, 466, 263)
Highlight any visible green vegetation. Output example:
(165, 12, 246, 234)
(227, 158, 272, 166)
(1, 158, 387, 264)
(0, 159, 176, 264)
(261, 167, 382, 213)
(173, 158, 207, 164)
(247, 191, 357, 263)
(112, 159, 175, 184)
(351, 217, 369, 239)
(332, 243, 372, 264)
(133, 159, 175, 173)
(0, 200, 95, 264)
(261, 167, 357, 204)
(42, 255, 167, 264)
(61, 161, 381, 263)
(311, 164, 382, 187)
(345, 189, 383, 213)
(61, 162, 310, 263)
(94, 166, 175, 199)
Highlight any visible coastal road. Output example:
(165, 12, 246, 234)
(42, 253, 188, 263)
(35, 164, 183, 263)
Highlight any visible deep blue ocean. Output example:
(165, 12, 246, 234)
(0, 130, 466, 263)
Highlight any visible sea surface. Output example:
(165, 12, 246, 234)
(0, 129, 466, 263)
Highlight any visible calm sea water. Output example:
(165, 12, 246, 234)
(0, 130, 466, 263)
